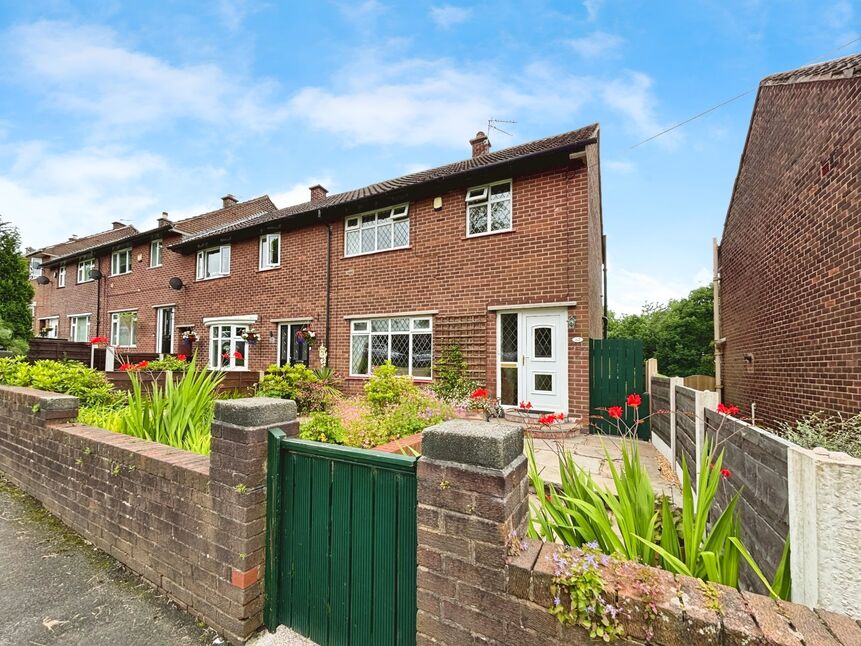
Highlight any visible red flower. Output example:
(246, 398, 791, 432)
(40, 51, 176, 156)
(545, 494, 552, 502)
(471, 387, 489, 399)
(519, 401, 533, 410)
(538, 414, 556, 425)
(176, 354, 187, 361)
(607, 406, 623, 419)
(556, 412, 565, 420)
(89, 336, 109, 345)
(233, 351, 243, 360)
(720, 468, 731, 479)
(222, 352, 229, 359)
(136, 360, 149, 369)
(717, 403, 740, 415)
(118, 362, 133, 371)
(626, 393, 642, 408)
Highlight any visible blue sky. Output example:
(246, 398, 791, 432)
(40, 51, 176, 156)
(0, 1, 858, 313)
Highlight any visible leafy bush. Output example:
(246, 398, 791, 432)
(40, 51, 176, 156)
(299, 412, 347, 444)
(256, 363, 335, 413)
(77, 404, 125, 432)
(0, 315, 27, 355)
(118, 360, 223, 455)
(124, 355, 190, 372)
(431, 345, 479, 404)
(0, 356, 119, 407)
(362, 362, 416, 415)
(778, 412, 861, 459)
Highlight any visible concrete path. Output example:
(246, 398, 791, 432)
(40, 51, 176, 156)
(0, 475, 217, 646)
(528, 433, 680, 500)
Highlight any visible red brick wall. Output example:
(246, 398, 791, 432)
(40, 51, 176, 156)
(32, 160, 604, 422)
(718, 78, 861, 427)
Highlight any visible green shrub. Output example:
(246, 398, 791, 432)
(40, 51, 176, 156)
(131, 355, 190, 372)
(77, 404, 125, 432)
(777, 412, 861, 459)
(256, 363, 334, 413)
(299, 412, 347, 444)
(431, 345, 479, 404)
(0, 315, 27, 355)
(0, 356, 119, 407)
(363, 362, 415, 415)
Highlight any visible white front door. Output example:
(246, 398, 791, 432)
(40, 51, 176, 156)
(497, 309, 568, 414)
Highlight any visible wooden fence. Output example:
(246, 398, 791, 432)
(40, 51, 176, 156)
(106, 369, 260, 393)
(28, 339, 106, 370)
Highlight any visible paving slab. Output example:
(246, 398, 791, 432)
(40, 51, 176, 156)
(0, 475, 217, 646)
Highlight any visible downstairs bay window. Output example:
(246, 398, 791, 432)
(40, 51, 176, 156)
(350, 316, 432, 378)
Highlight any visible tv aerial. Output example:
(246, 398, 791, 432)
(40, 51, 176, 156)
(487, 118, 517, 137)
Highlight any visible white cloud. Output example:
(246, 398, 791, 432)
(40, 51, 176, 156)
(602, 72, 680, 146)
(216, 0, 261, 31)
(604, 160, 634, 174)
(608, 264, 711, 315)
(567, 31, 624, 58)
(271, 177, 336, 208)
(430, 5, 472, 29)
(583, 0, 603, 21)
(4, 21, 288, 131)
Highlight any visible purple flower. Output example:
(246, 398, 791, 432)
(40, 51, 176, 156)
(585, 541, 600, 550)
(606, 604, 620, 619)
(553, 595, 561, 606)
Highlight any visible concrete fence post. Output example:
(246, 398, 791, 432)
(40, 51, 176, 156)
(788, 445, 861, 620)
(668, 376, 684, 468)
(209, 397, 299, 644)
(694, 389, 720, 471)
(415, 420, 529, 644)
(645, 358, 658, 396)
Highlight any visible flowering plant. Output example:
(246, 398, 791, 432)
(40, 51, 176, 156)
(181, 329, 197, 342)
(90, 336, 109, 346)
(240, 328, 260, 344)
(537, 412, 566, 428)
(295, 325, 316, 344)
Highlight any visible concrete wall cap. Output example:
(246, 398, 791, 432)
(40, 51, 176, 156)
(213, 397, 297, 427)
(422, 419, 524, 470)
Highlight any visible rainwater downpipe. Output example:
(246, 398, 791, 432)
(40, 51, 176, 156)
(319, 209, 332, 362)
(712, 238, 724, 400)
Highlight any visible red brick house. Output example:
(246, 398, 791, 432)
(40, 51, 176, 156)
(29, 126, 605, 423)
(716, 54, 861, 427)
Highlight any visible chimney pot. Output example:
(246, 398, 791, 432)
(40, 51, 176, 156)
(470, 131, 491, 158)
(112, 221, 125, 230)
(309, 184, 329, 202)
(221, 194, 239, 208)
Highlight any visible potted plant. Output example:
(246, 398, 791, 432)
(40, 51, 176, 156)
(295, 325, 316, 345)
(241, 327, 260, 345)
(181, 329, 198, 344)
(89, 336, 109, 349)
(456, 387, 502, 421)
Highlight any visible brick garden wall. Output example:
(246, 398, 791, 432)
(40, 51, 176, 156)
(0, 385, 298, 645)
(718, 77, 861, 428)
(416, 420, 857, 645)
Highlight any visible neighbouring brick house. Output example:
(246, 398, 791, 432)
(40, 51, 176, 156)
(29, 126, 605, 423)
(717, 54, 861, 427)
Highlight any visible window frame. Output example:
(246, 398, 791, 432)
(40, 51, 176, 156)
(150, 239, 163, 268)
(196, 245, 231, 280)
(57, 265, 66, 288)
(344, 203, 410, 257)
(349, 316, 433, 379)
(68, 314, 91, 343)
(77, 259, 95, 283)
(38, 317, 59, 338)
(259, 233, 281, 270)
(110, 310, 138, 348)
(111, 247, 132, 276)
(28, 257, 42, 280)
(207, 323, 249, 371)
(465, 178, 513, 238)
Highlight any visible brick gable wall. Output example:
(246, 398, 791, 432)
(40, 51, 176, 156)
(719, 78, 861, 427)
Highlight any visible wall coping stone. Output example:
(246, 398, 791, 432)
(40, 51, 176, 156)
(422, 419, 523, 469)
(0, 384, 79, 410)
(213, 397, 297, 427)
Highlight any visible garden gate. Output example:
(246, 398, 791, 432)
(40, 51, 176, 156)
(265, 430, 417, 646)
(589, 338, 650, 439)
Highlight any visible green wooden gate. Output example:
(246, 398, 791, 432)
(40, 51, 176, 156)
(589, 338, 650, 439)
(264, 430, 417, 646)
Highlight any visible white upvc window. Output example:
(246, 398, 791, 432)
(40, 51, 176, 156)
(110, 310, 138, 347)
(38, 317, 59, 338)
(208, 324, 248, 371)
(69, 314, 91, 343)
(259, 233, 280, 270)
(150, 239, 163, 267)
(29, 257, 42, 279)
(466, 179, 512, 237)
(111, 248, 132, 276)
(58, 265, 66, 288)
(196, 245, 231, 280)
(349, 316, 432, 378)
(77, 259, 95, 283)
(344, 204, 409, 257)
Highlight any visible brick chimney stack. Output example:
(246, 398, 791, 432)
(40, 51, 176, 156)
(221, 194, 239, 208)
(112, 221, 125, 230)
(158, 212, 172, 227)
(310, 184, 328, 202)
(470, 131, 491, 157)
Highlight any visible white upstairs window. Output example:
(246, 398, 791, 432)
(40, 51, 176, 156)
(344, 204, 410, 257)
(196, 245, 231, 280)
(466, 179, 512, 237)
(77, 259, 95, 283)
(58, 265, 66, 288)
(259, 233, 280, 270)
(29, 257, 42, 279)
(150, 239, 163, 267)
(111, 248, 132, 276)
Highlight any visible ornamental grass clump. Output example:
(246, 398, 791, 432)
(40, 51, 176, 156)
(528, 394, 790, 601)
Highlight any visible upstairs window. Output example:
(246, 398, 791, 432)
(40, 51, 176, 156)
(259, 233, 280, 270)
(77, 259, 95, 283)
(150, 239, 163, 268)
(58, 265, 66, 288)
(466, 179, 512, 237)
(345, 204, 409, 257)
(196, 245, 231, 280)
(29, 257, 42, 279)
(111, 248, 132, 276)
(350, 316, 432, 378)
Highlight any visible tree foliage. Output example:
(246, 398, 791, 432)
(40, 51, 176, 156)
(0, 220, 33, 349)
(608, 285, 714, 377)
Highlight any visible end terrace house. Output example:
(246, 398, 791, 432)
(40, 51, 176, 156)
(29, 125, 606, 425)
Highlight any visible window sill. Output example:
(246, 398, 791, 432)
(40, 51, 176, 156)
(111, 272, 132, 277)
(345, 375, 432, 383)
(148, 265, 163, 270)
(463, 228, 516, 241)
(258, 266, 280, 272)
(341, 245, 412, 260)
(196, 274, 230, 282)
